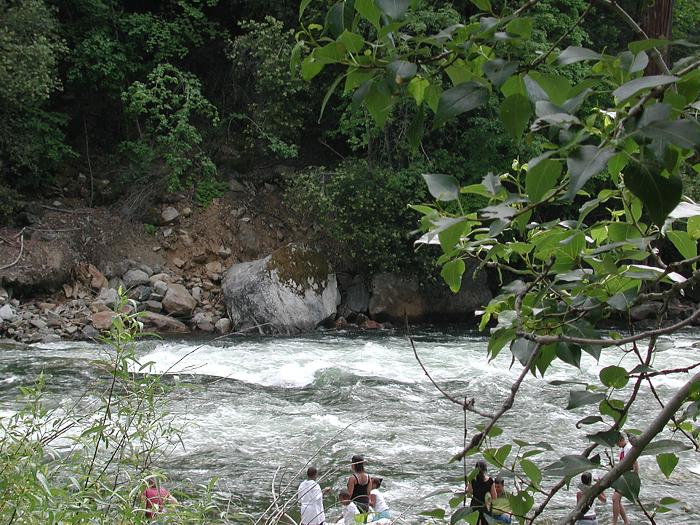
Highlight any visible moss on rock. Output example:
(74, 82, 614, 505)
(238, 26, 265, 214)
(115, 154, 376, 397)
(266, 244, 329, 293)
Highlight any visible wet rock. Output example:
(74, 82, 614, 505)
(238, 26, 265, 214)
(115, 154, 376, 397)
(360, 319, 382, 330)
(90, 311, 116, 330)
(630, 302, 662, 321)
(123, 269, 149, 288)
(335, 316, 348, 329)
(162, 284, 196, 316)
(140, 312, 189, 334)
(215, 318, 231, 335)
(222, 244, 337, 335)
(161, 206, 180, 224)
(41, 333, 61, 343)
(368, 269, 492, 323)
(345, 275, 370, 313)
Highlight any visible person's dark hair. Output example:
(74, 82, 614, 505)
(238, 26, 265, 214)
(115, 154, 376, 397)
(339, 489, 351, 499)
(494, 476, 504, 486)
(307, 466, 318, 479)
(373, 477, 383, 488)
(351, 455, 366, 472)
(475, 459, 488, 482)
(581, 472, 592, 486)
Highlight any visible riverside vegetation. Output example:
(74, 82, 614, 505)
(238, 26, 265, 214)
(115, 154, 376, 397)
(1, 0, 700, 524)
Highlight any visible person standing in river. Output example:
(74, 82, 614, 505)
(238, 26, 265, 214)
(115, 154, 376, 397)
(612, 434, 638, 525)
(143, 476, 178, 519)
(347, 454, 371, 518)
(466, 459, 497, 525)
(575, 472, 606, 525)
(298, 466, 332, 525)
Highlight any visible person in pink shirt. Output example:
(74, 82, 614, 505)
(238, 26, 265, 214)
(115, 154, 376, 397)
(144, 477, 178, 518)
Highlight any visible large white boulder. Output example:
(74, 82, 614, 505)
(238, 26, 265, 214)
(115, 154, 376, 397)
(222, 244, 337, 335)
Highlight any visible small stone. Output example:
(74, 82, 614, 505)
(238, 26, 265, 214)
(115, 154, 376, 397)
(153, 246, 161, 252)
(276, 231, 285, 241)
(137, 264, 154, 277)
(173, 257, 186, 268)
(140, 312, 189, 334)
(90, 311, 116, 330)
(214, 318, 231, 335)
(95, 288, 119, 309)
(0, 287, 8, 305)
(192, 249, 207, 264)
(163, 228, 173, 238)
(161, 206, 180, 224)
(127, 285, 151, 302)
(82, 325, 99, 339)
(264, 183, 277, 192)
(361, 319, 382, 330)
(145, 300, 162, 312)
(205, 261, 224, 274)
(162, 284, 196, 316)
(240, 216, 251, 223)
(182, 207, 192, 217)
(63, 283, 74, 298)
(150, 273, 172, 283)
(30, 318, 47, 330)
(64, 325, 78, 335)
(207, 272, 221, 282)
(52, 200, 62, 207)
(0, 304, 17, 322)
(87, 264, 108, 290)
(123, 269, 149, 288)
(229, 179, 246, 192)
(192, 286, 203, 302)
(234, 207, 246, 218)
(37, 302, 55, 311)
(218, 246, 231, 257)
(41, 333, 62, 343)
(153, 280, 168, 296)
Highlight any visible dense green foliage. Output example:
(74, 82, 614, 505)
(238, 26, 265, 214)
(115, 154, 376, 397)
(2, 0, 696, 275)
(297, 0, 700, 522)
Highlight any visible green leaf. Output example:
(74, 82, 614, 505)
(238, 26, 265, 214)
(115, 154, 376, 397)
(520, 458, 542, 487)
(483, 59, 518, 87)
(495, 444, 512, 465)
(656, 453, 678, 478)
(319, 73, 346, 123)
(600, 365, 629, 389)
(488, 328, 516, 359)
(508, 491, 534, 517)
(526, 159, 561, 202)
(500, 94, 531, 142)
(566, 146, 615, 199)
(667, 230, 697, 260)
(567, 390, 606, 410)
(423, 173, 460, 201)
(544, 454, 600, 479)
(587, 429, 621, 447)
(338, 30, 365, 53)
(613, 75, 679, 104)
(505, 17, 532, 39)
(421, 508, 446, 519)
(599, 399, 626, 425)
(629, 38, 670, 54)
(355, 0, 381, 29)
(639, 439, 692, 456)
(325, 2, 348, 39)
(299, 0, 313, 20)
(345, 68, 375, 93)
(441, 259, 466, 292)
(527, 71, 571, 105)
(557, 46, 601, 65)
(387, 60, 417, 83)
(451, 507, 479, 525)
(408, 76, 430, 105)
(433, 81, 489, 129)
(639, 119, 700, 149)
(301, 56, 324, 81)
(439, 218, 468, 256)
(611, 471, 640, 502)
(376, 0, 410, 20)
(470, 0, 491, 11)
(510, 338, 538, 367)
(625, 163, 682, 226)
(364, 83, 394, 127)
(555, 343, 582, 369)
(407, 106, 425, 152)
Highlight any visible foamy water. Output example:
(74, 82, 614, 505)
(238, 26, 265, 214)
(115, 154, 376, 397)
(1, 330, 698, 523)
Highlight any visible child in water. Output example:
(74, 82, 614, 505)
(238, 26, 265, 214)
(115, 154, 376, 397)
(369, 477, 391, 520)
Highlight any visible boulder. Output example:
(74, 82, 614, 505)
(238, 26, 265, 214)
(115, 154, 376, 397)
(344, 275, 370, 313)
(162, 284, 196, 316)
(0, 304, 17, 322)
(123, 269, 149, 288)
(127, 285, 152, 302)
(368, 269, 492, 323)
(215, 318, 231, 335)
(222, 244, 337, 335)
(140, 312, 189, 334)
(161, 206, 180, 224)
(630, 302, 662, 321)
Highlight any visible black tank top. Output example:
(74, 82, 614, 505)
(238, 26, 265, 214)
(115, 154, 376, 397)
(351, 473, 370, 511)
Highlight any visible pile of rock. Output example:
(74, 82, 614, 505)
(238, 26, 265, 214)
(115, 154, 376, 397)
(0, 260, 233, 344)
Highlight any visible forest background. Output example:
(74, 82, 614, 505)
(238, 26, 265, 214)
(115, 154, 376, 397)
(1, 0, 697, 278)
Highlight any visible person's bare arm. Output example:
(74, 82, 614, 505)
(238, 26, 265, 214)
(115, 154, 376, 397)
(489, 481, 497, 501)
(347, 476, 355, 494)
(370, 493, 377, 507)
(598, 491, 607, 503)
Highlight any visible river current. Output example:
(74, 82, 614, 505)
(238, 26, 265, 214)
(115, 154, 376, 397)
(0, 329, 698, 524)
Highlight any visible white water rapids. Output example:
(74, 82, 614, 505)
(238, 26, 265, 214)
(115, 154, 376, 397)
(0, 328, 698, 523)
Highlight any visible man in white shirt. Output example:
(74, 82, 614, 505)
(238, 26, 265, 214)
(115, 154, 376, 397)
(298, 466, 331, 525)
(339, 489, 360, 525)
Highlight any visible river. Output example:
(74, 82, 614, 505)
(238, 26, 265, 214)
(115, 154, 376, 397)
(0, 328, 698, 524)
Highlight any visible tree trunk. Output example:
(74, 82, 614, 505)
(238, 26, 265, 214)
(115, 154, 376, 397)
(639, 0, 674, 74)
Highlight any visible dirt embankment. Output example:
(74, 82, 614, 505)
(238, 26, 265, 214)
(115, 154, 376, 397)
(0, 182, 303, 342)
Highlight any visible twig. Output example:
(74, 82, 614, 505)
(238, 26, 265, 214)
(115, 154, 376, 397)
(0, 232, 24, 270)
(520, 306, 700, 346)
(529, 3, 593, 69)
(39, 204, 84, 214)
(84, 116, 95, 208)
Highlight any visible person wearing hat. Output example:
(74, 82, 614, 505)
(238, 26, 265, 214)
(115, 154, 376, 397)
(347, 454, 371, 515)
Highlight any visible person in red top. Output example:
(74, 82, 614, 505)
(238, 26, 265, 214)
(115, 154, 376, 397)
(612, 434, 638, 525)
(144, 477, 178, 518)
